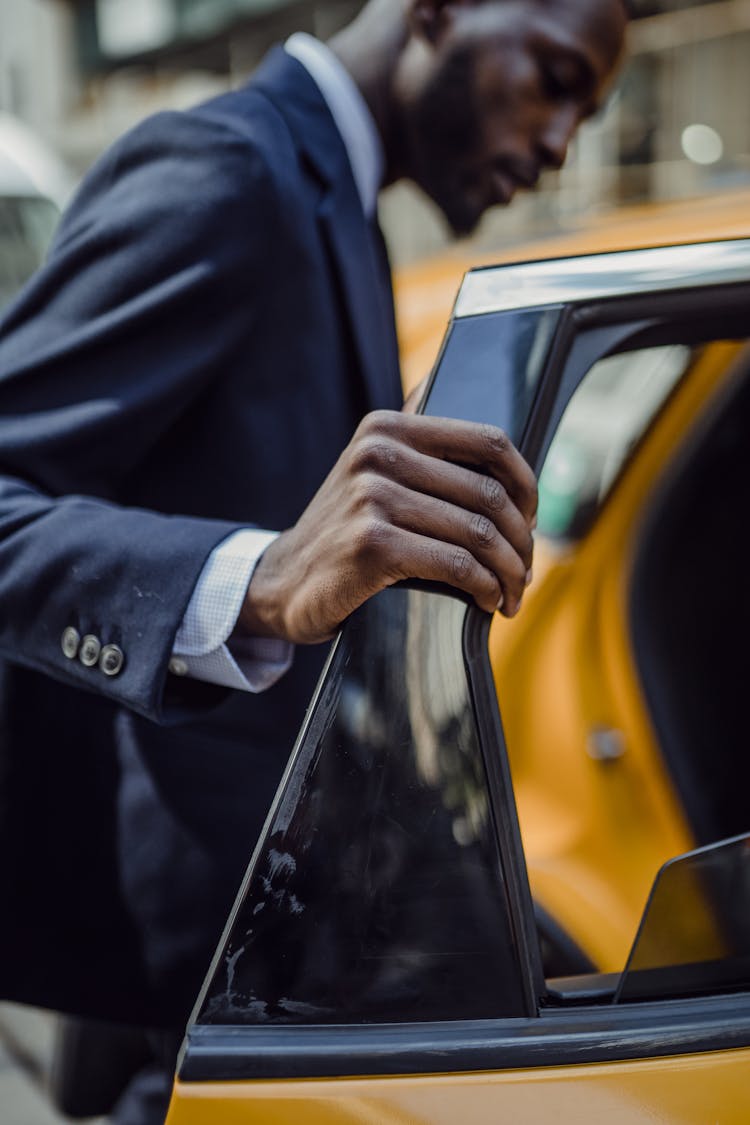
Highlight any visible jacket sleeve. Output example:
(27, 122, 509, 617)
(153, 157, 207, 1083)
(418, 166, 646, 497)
(0, 107, 281, 721)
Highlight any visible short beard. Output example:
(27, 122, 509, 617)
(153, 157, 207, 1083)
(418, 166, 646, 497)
(408, 41, 484, 236)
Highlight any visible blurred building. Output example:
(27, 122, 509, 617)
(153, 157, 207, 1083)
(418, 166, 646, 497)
(0, 0, 749, 265)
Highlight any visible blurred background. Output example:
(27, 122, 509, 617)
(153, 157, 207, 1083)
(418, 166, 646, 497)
(1, 0, 750, 297)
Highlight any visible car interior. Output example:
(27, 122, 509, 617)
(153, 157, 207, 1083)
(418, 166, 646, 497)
(519, 309, 750, 1002)
(631, 341, 750, 848)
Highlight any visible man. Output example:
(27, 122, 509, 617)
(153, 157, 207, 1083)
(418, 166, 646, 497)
(0, 0, 627, 1116)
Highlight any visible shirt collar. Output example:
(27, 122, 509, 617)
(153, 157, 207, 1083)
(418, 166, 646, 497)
(284, 32, 384, 220)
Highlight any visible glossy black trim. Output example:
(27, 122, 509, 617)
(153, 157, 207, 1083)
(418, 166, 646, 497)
(521, 282, 750, 495)
(569, 282, 750, 331)
(179, 991, 750, 1080)
(519, 304, 578, 472)
(423, 306, 562, 435)
(462, 608, 543, 1012)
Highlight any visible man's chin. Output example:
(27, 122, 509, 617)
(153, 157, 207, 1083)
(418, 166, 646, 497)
(434, 184, 499, 239)
(440, 199, 483, 239)
(418, 171, 487, 238)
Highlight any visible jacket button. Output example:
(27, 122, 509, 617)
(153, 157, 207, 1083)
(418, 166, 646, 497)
(61, 626, 81, 660)
(61, 625, 80, 657)
(99, 644, 124, 677)
(79, 634, 101, 667)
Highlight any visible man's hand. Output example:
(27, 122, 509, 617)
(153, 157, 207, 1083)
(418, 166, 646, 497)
(238, 410, 537, 645)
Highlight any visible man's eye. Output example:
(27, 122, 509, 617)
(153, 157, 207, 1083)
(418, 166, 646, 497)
(543, 66, 572, 100)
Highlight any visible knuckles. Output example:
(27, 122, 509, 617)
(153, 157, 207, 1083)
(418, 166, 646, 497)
(349, 433, 401, 477)
(480, 424, 509, 461)
(449, 546, 474, 584)
(479, 475, 507, 513)
(469, 513, 496, 549)
(351, 471, 393, 516)
(356, 409, 402, 441)
(351, 516, 393, 564)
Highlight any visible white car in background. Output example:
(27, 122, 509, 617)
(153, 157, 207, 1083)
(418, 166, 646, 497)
(0, 113, 74, 307)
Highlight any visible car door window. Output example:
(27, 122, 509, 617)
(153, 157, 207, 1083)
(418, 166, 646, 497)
(197, 588, 533, 1027)
(537, 343, 691, 538)
(615, 834, 750, 1004)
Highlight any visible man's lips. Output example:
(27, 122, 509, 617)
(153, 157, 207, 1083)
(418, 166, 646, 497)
(459, 158, 542, 219)
(488, 160, 539, 207)
(491, 160, 541, 199)
(512, 168, 541, 189)
(489, 168, 516, 204)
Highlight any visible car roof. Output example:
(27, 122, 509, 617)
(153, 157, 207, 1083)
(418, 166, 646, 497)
(395, 187, 750, 390)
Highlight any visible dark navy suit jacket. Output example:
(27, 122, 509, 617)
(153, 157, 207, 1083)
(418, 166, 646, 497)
(0, 48, 402, 1026)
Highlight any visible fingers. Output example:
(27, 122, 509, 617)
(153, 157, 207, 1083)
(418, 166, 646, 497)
(356, 411, 538, 525)
(241, 412, 536, 645)
(364, 477, 530, 615)
(368, 524, 505, 615)
(348, 412, 537, 616)
(386, 452, 533, 568)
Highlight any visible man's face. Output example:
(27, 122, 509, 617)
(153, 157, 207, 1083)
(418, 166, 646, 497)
(398, 0, 627, 235)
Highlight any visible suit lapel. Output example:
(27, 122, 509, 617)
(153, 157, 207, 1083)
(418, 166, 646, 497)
(252, 48, 402, 413)
(316, 188, 402, 412)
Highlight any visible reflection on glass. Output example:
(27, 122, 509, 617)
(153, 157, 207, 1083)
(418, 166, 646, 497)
(198, 588, 526, 1025)
(425, 307, 560, 439)
(538, 343, 691, 538)
(615, 834, 750, 1003)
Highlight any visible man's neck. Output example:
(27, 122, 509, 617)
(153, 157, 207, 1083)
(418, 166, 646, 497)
(327, 6, 409, 187)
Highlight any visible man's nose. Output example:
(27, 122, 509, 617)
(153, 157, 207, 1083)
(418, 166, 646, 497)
(538, 106, 580, 171)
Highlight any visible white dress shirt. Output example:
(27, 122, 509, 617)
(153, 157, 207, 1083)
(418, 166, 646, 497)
(170, 34, 384, 692)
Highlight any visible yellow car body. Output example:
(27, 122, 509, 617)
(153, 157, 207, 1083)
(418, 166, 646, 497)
(167, 192, 750, 1123)
(169, 1049, 750, 1124)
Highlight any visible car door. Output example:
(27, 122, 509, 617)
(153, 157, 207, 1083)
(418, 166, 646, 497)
(166, 239, 750, 1125)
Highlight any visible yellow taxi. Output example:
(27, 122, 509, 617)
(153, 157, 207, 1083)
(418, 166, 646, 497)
(166, 191, 750, 1123)
(396, 186, 750, 978)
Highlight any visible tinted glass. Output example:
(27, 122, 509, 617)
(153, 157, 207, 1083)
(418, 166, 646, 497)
(425, 308, 560, 433)
(616, 834, 750, 1002)
(198, 589, 527, 1025)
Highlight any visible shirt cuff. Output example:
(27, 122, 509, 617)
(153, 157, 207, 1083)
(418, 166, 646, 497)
(171, 528, 293, 693)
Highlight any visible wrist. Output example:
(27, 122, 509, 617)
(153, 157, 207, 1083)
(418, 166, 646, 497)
(235, 534, 290, 641)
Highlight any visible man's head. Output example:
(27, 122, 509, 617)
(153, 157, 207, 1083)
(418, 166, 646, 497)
(388, 0, 628, 235)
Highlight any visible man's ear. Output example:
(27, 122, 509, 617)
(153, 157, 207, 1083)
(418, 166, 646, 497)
(408, 0, 475, 45)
